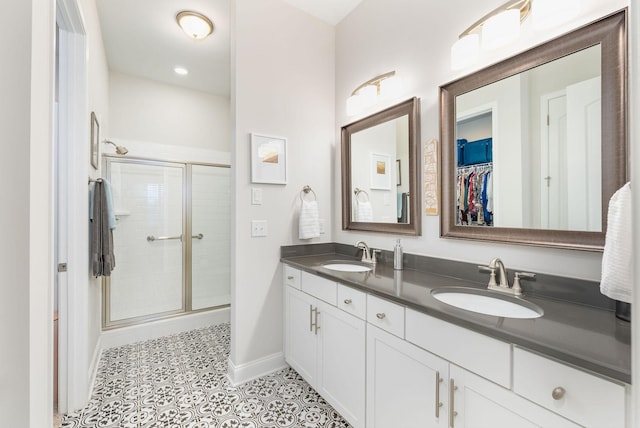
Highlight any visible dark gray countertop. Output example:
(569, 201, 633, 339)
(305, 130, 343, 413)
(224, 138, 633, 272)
(281, 247, 631, 384)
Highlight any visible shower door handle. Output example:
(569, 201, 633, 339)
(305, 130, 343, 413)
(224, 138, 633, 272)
(147, 234, 183, 242)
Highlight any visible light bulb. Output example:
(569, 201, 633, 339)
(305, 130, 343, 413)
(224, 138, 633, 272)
(482, 9, 520, 50)
(451, 34, 480, 70)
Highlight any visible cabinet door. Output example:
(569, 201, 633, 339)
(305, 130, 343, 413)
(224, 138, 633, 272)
(284, 286, 318, 385)
(367, 325, 449, 428)
(317, 300, 366, 428)
(449, 365, 581, 428)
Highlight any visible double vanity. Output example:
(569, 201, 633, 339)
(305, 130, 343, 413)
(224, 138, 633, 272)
(281, 243, 630, 428)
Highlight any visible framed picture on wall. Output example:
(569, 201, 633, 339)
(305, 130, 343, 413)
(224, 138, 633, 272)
(370, 152, 391, 190)
(90, 112, 100, 170)
(251, 133, 288, 184)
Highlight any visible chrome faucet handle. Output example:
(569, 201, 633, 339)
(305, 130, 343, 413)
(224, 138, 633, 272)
(371, 249, 381, 265)
(478, 265, 498, 287)
(512, 272, 536, 295)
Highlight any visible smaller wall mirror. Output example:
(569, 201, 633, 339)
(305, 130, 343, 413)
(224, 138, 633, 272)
(342, 97, 421, 235)
(440, 11, 627, 250)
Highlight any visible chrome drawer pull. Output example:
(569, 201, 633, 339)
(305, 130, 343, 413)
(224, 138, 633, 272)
(376, 313, 386, 320)
(449, 379, 458, 428)
(552, 386, 566, 400)
(435, 371, 443, 418)
(344, 299, 352, 305)
(287, 276, 294, 280)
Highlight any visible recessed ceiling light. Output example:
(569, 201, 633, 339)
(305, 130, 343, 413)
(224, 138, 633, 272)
(176, 11, 214, 40)
(174, 67, 189, 76)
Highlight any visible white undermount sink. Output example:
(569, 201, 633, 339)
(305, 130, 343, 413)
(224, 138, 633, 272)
(431, 287, 543, 319)
(322, 262, 372, 272)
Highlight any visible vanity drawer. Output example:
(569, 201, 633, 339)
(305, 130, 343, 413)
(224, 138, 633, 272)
(366, 295, 405, 338)
(513, 348, 626, 428)
(284, 265, 301, 289)
(337, 284, 366, 319)
(301, 271, 337, 305)
(405, 309, 511, 388)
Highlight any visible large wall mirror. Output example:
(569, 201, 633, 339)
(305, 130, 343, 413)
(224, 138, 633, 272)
(440, 10, 627, 250)
(342, 97, 421, 235)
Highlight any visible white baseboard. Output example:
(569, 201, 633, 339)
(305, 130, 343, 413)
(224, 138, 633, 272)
(227, 352, 288, 386)
(100, 307, 230, 350)
(87, 334, 102, 402)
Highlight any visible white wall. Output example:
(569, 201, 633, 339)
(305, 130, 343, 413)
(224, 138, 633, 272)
(334, 0, 629, 281)
(109, 72, 230, 151)
(78, 0, 110, 411)
(0, 0, 54, 426)
(230, 0, 334, 380)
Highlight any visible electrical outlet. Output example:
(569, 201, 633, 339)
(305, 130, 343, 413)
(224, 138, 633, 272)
(251, 220, 268, 237)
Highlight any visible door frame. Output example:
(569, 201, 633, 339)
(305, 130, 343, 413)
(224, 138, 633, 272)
(56, 0, 89, 413)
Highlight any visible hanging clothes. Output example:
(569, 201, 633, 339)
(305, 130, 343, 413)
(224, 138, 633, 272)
(455, 163, 493, 226)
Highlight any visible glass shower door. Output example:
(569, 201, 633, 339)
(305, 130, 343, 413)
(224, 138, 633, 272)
(107, 160, 185, 324)
(191, 164, 231, 310)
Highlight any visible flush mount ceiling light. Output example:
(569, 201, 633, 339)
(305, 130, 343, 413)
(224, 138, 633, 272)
(176, 11, 214, 40)
(451, 0, 580, 70)
(346, 71, 403, 116)
(174, 66, 189, 75)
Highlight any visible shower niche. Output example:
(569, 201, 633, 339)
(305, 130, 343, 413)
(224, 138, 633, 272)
(102, 156, 231, 328)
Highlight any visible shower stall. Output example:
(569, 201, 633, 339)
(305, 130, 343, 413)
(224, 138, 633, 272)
(102, 156, 230, 328)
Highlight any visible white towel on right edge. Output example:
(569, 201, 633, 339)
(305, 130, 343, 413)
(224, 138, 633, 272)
(600, 182, 632, 303)
(299, 200, 320, 240)
(355, 201, 374, 222)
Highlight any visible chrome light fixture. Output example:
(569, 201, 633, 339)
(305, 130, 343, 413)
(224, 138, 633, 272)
(346, 71, 403, 116)
(450, 0, 581, 70)
(176, 11, 214, 40)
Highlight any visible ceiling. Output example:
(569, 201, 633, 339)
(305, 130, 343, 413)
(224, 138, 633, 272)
(96, 0, 361, 96)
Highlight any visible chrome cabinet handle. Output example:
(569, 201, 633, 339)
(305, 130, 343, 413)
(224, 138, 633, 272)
(313, 307, 320, 335)
(344, 299, 352, 305)
(435, 371, 443, 418)
(449, 379, 458, 428)
(310, 306, 320, 335)
(376, 313, 386, 319)
(552, 386, 566, 400)
(287, 276, 294, 280)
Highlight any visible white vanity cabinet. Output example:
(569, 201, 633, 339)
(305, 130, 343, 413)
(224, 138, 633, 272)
(366, 325, 449, 428)
(283, 264, 628, 428)
(449, 364, 581, 428)
(367, 311, 579, 428)
(284, 270, 366, 428)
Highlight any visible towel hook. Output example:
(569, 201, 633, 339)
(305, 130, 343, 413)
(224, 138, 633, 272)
(301, 185, 317, 202)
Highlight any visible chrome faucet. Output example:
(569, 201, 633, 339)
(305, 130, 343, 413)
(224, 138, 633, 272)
(355, 241, 379, 265)
(478, 257, 535, 296)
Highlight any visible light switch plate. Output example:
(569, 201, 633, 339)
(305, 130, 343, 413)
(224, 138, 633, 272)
(251, 220, 268, 237)
(251, 188, 263, 205)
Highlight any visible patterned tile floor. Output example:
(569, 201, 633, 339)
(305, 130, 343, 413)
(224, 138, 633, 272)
(62, 323, 350, 427)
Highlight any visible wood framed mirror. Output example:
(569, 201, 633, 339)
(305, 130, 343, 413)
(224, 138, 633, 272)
(341, 97, 421, 235)
(440, 10, 627, 251)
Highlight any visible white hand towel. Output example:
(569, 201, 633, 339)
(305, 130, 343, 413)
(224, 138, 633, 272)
(299, 200, 320, 239)
(355, 201, 374, 222)
(600, 182, 632, 303)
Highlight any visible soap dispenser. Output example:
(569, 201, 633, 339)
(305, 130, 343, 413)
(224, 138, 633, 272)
(394, 239, 403, 270)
